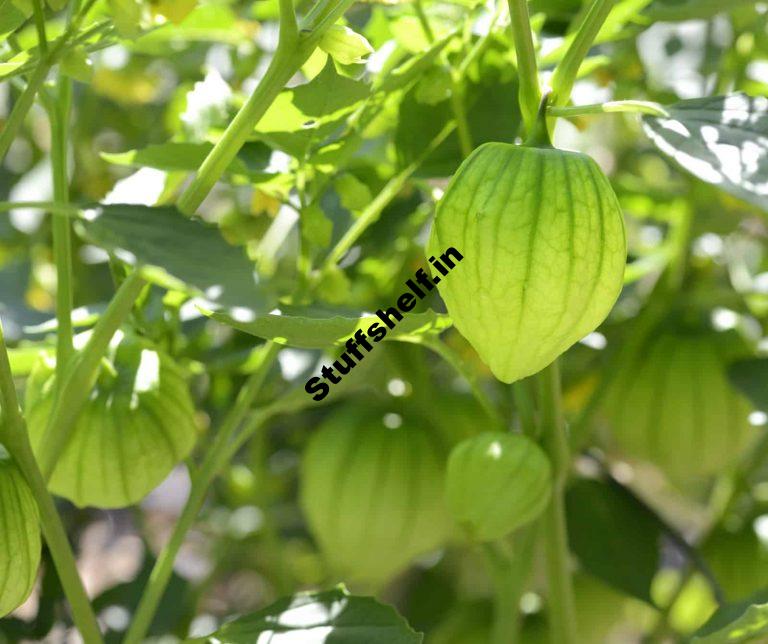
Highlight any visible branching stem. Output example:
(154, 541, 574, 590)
(0, 323, 103, 644)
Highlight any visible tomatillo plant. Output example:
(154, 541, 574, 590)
(1, 0, 768, 642)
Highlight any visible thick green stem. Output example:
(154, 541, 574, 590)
(513, 378, 538, 438)
(414, 0, 435, 42)
(124, 342, 281, 644)
(548, 99, 668, 118)
(535, 361, 577, 644)
(0, 61, 52, 162)
(550, 0, 615, 106)
(0, 324, 103, 644)
(31, 0, 49, 55)
(482, 542, 521, 644)
(0, 201, 82, 215)
(450, 79, 473, 157)
(37, 272, 146, 480)
(420, 336, 503, 428)
(50, 81, 76, 373)
(482, 525, 539, 644)
(507, 0, 541, 133)
(0, 0, 97, 163)
(177, 0, 353, 215)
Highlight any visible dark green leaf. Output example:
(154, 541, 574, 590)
(692, 590, 768, 643)
(189, 587, 423, 643)
(203, 306, 451, 349)
(76, 204, 275, 312)
(566, 479, 663, 604)
(395, 40, 521, 177)
(728, 359, 768, 411)
(642, 94, 768, 212)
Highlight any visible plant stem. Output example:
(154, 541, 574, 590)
(420, 336, 503, 427)
(0, 0, 100, 162)
(450, 78, 473, 157)
(37, 272, 146, 480)
(0, 323, 103, 644)
(177, 0, 354, 215)
(507, 0, 541, 133)
(0, 61, 52, 162)
(321, 121, 455, 272)
(548, 99, 669, 118)
(0, 201, 82, 215)
(482, 541, 520, 644)
(123, 342, 281, 644)
(414, 0, 435, 42)
(535, 361, 578, 644)
(31, 0, 49, 55)
(49, 79, 76, 374)
(513, 378, 538, 438)
(550, 0, 615, 106)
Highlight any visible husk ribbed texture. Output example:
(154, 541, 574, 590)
(428, 142, 626, 383)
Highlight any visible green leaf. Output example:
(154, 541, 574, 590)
(46, 0, 68, 10)
(9, 0, 31, 13)
(202, 306, 451, 349)
(319, 25, 374, 66)
(642, 94, 768, 212)
(0, 52, 30, 79)
(566, 479, 663, 604)
(60, 47, 94, 83)
(375, 31, 455, 94)
(396, 66, 521, 177)
(256, 58, 370, 157)
(8, 345, 52, 376)
(75, 204, 276, 312)
(692, 590, 768, 643)
(728, 359, 768, 411)
(0, 0, 30, 36)
(301, 204, 333, 249)
(101, 142, 272, 182)
(645, 0, 757, 21)
(108, 0, 144, 38)
(335, 173, 372, 213)
(189, 587, 423, 643)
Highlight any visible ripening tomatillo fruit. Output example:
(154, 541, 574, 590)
(428, 139, 626, 383)
(300, 408, 451, 586)
(25, 333, 199, 508)
(445, 431, 552, 542)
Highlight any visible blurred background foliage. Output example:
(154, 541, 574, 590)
(2, 0, 768, 642)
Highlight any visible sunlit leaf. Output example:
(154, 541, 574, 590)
(60, 47, 94, 83)
(202, 306, 451, 349)
(255, 58, 370, 157)
(108, 0, 144, 38)
(189, 587, 423, 643)
(319, 25, 374, 66)
(101, 142, 273, 182)
(642, 94, 768, 212)
(692, 590, 768, 643)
